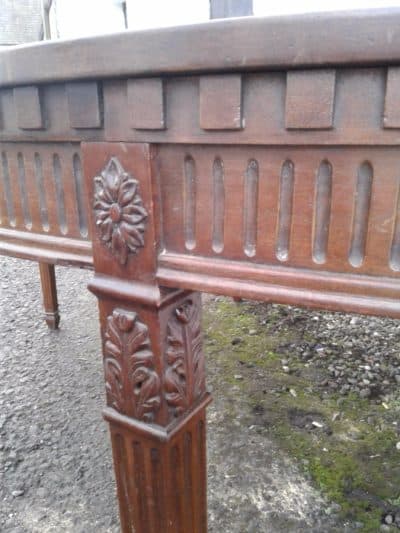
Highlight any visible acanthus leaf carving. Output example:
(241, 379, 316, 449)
(104, 308, 160, 422)
(164, 298, 205, 418)
(93, 157, 148, 265)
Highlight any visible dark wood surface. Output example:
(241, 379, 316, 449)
(1, 9, 400, 532)
(2, 9, 400, 86)
(39, 262, 60, 329)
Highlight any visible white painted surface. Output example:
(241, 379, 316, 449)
(48, 0, 126, 39)
(46, 0, 400, 40)
(126, 0, 209, 30)
(254, 0, 400, 17)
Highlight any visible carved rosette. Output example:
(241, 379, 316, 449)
(93, 157, 148, 265)
(164, 299, 206, 417)
(104, 308, 161, 422)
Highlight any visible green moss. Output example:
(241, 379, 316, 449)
(203, 297, 400, 532)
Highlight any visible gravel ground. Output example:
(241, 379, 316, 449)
(2, 255, 397, 532)
(268, 305, 400, 401)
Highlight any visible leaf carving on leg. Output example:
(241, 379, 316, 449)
(104, 308, 161, 422)
(165, 297, 206, 418)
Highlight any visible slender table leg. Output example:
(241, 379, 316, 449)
(38, 262, 60, 329)
(83, 142, 211, 533)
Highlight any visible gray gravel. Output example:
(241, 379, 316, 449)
(0, 255, 366, 532)
(266, 304, 400, 400)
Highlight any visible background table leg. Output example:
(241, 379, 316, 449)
(38, 262, 60, 329)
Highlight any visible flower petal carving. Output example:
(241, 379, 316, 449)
(93, 157, 148, 265)
(104, 308, 161, 422)
(164, 298, 206, 418)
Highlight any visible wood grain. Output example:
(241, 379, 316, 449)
(66, 82, 102, 129)
(2, 10, 400, 533)
(128, 78, 165, 130)
(383, 67, 400, 128)
(13, 86, 43, 130)
(2, 8, 400, 86)
(285, 70, 335, 129)
(200, 75, 242, 130)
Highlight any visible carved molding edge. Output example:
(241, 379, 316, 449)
(93, 157, 148, 265)
(104, 308, 161, 422)
(164, 298, 206, 418)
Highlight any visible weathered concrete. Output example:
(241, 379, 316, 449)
(0, 256, 345, 532)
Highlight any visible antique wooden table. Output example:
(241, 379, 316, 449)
(1, 8, 400, 532)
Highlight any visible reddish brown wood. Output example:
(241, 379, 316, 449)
(383, 67, 400, 128)
(128, 78, 165, 130)
(199, 75, 242, 130)
(39, 262, 60, 329)
(2, 68, 400, 146)
(285, 70, 336, 129)
(66, 81, 102, 129)
(1, 10, 400, 532)
(13, 86, 43, 130)
(3, 9, 400, 85)
(84, 142, 210, 533)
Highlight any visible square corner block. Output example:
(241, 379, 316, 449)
(285, 70, 336, 130)
(128, 78, 165, 130)
(14, 86, 43, 130)
(383, 67, 400, 128)
(200, 74, 242, 130)
(66, 81, 102, 129)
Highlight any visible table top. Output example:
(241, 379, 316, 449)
(1, 8, 400, 87)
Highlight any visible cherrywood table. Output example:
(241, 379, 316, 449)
(1, 8, 400, 532)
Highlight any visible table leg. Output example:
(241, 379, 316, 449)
(38, 262, 60, 329)
(83, 142, 211, 532)
(96, 291, 210, 533)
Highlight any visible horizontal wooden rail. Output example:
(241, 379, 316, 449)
(0, 228, 92, 267)
(157, 253, 400, 318)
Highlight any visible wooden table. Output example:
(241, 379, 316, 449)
(1, 8, 400, 532)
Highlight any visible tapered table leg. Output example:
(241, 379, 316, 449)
(83, 142, 211, 533)
(38, 262, 60, 329)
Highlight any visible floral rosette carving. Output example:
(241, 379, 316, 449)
(93, 157, 148, 265)
(164, 299, 206, 418)
(104, 308, 161, 422)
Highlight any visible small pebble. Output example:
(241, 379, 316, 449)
(384, 514, 393, 525)
(311, 421, 324, 429)
(11, 490, 24, 498)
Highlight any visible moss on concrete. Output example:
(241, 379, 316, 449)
(203, 297, 400, 533)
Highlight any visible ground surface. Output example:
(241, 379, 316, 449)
(0, 256, 399, 532)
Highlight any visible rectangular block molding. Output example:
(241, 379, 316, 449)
(13, 86, 43, 130)
(66, 81, 102, 129)
(2, 68, 400, 142)
(199, 74, 242, 130)
(128, 78, 165, 130)
(285, 70, 336, 130)
(383, 67, 400, 128)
